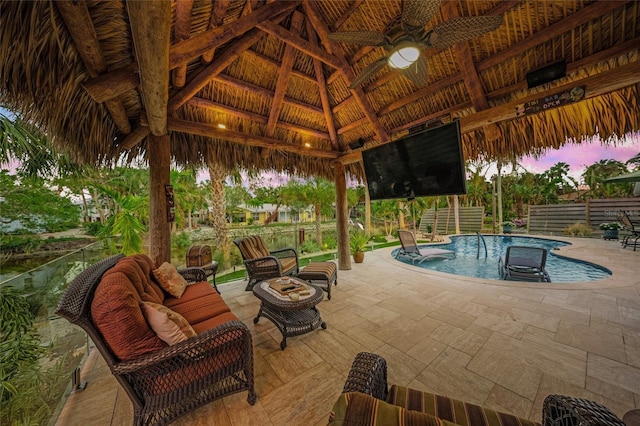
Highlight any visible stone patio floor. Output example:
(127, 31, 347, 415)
(56, 236, 640, 425)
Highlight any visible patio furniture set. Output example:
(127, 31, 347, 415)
(55, 235, 626, 425)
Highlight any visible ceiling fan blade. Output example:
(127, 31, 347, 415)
(327, 30, 387, 46)
(349, 57, 388, 89)
(402, 0, 441, 29)
(401, 54, 428, 87)
(428, 16, 503, 48)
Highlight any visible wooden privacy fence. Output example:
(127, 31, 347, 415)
(419, 206, 485, 235)
(528, 198, 640, 235)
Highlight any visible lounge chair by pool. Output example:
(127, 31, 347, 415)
(396, 230, 455, 264)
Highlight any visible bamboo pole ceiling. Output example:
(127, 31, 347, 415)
(1, 0, 639, 180)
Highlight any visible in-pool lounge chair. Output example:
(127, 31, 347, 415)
(499, 245, 551, 282)
(396, 230, 455, 264)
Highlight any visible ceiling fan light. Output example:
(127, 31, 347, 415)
(388, 43, 420, 69)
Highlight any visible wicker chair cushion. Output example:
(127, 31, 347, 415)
(164, 282, 232, 328)
(236, 235, 271, 259)
(330, 392, 459, 426)
(386, 385, 540, 426)
(92, 268, 166, 360)
(130, 254, 166, 303)
(280, 257, 298, 274)
(152, 262, 189, 298)
(141, 301, 196, 345)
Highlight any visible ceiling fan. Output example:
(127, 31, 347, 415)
(328, 0, 503, 89)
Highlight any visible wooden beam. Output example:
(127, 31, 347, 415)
(461, 60, 640, 132)
(169, 28, 265, 113)
(127, 0, 171, 136)
(213, 74, 323, 115)
(256, 20, 344, 69)
(266, 11, 304, 137)
(166, 117, 340, 159)
(378, 73, 462, 116)
(479, 0, 627, 72)
(119, 126, 150, 151)
(188, 97, 330, 140)
(307, 19, 339, 151)
(170, 1, 300, 68)
(336, 150, 362, 166)
(82, 63, 139, 103)
(55, 0, 131, 134)
(173, 0, 195, 88)
(302, 0, 389, 143)
(202, 0, 230, 63)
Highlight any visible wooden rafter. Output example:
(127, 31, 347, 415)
(332, 0, 364, 30)
(120, 126, 151, 151)
(244, 50, 317, 84)
(186, 97, 329, 140)
(173, 0, 195, 88)
(170, 1, 300, 68)
(169, 28, 266, 113)
(302, 0, 389, 143)
(479, 0, 626, 72)
(55, 0, 131, 134)
(256, 20, 343, 69)
(202, 0, 230, 63)
(164, 117, 340, 159)
(307, 19, 339, 151)
(266, 11, 304, 137)
(127, 0, 171, 136)
(213, 74, 323, 115)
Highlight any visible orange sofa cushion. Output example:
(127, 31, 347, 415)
(91, 255, 236, 361)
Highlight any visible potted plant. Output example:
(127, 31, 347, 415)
(501, 221, 515, 234)
(349, 230, 369, 263)
(599, 222, 622, 240)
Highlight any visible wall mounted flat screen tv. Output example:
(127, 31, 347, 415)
(362, 121, 467, 201)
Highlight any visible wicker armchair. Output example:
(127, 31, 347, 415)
(55, 254, 256, 426)
(234, 235, 299, 291)
(334, 352, 624, 426)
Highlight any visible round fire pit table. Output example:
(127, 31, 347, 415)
(252, 277, 326, 350)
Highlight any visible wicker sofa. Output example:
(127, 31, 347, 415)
(56, 254, 256, 426)
(330, 352, 625, 426)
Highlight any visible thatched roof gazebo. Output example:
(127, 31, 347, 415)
(1, 0, 639, 267)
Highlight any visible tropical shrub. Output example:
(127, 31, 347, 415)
(563, 223, 593, 237)
(598, 222, 622, 230)
(371, 234, 387, 243)
(301, 240, 321, 254)
(349, 230, 369, 254)
(322, 236, 337, 250)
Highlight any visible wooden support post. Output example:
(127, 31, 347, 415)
(149, 134, 171, 266)
(334, 162, 351, 270)
(365, 182, 371, 237)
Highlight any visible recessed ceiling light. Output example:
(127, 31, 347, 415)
(218, 123, 226, 129)
(304, 142, 311, 148)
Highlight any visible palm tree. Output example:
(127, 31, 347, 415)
(97, 186, 147, 255)
(206, 159, 231, 266)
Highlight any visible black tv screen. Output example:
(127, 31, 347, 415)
(362, 121, 467, 201)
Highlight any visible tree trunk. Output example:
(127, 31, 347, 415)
(207, 160, 230, 267)
(335, 162, 351, 270)
(315, 204, 322, 246)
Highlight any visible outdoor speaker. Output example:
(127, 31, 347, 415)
(349, 138, 365, 150)
(526, 60, 566, 89)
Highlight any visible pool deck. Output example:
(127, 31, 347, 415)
(56, 235, 640, 425)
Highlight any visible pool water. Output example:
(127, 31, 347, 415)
(392, 235, 612, 282)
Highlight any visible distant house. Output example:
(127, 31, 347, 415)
(230, 204, 315, 226)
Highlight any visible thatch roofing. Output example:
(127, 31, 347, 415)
(1, 0, 639, 181)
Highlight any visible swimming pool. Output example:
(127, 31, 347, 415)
(391, 235, 612, 282)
